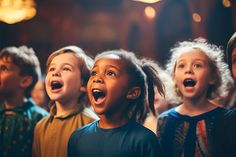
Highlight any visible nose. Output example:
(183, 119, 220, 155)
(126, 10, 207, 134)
(185, 66, 193, 74)
(52, 69, 61, 77)
(93, 76, 103, 83)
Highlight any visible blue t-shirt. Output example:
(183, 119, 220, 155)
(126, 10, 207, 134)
(157, 107, 228, 157)
(68, 120, 162, 157)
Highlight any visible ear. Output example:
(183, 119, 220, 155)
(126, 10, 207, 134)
(209, 79, 216, 85)
(126, 86, 141, 100)
(80, 86, 87, 93)
(209, 76, 216, 85)
(20, 76, 33, 88)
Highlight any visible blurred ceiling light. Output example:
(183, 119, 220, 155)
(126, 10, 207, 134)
(222, 0, 231, 7)
(133, 0, 161, 4)
(192, 13, 201, 23)
(144, 6, 156, 19)
(0, 0, 36, 24)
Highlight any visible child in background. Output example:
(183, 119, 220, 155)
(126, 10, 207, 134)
(0, 46, 48, 157)
(33, 46, 98, 157)
(156, 38, 234, 157)
(68, 49, 163, 157)
(226, 32, 236, 107)
(143, 63, 180, 134)
(214, 32, 236, 157)
(31, 76, 50, 111)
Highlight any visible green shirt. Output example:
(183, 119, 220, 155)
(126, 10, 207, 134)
(33, 105, 96, 157)
(0, 99, 49, 157)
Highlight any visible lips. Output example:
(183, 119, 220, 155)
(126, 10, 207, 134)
(183, 79, 196, 87)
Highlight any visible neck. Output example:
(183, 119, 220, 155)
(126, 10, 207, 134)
(4, 92, 26, 109)
(99, 114, 129, 129)
(177, 96, 218, 116)
(54, 99, 79, 116)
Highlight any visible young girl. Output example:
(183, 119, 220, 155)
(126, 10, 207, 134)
(68, 50, 163, 157)
(156, 38, 234, 157)
(33, 46, 98, 157)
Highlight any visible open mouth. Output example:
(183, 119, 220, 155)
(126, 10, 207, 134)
(51, 81, 63, 90)
(183, 79, 196, 87)
(92, 89, 105, 102)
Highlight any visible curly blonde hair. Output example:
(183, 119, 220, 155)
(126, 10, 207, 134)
(166, 38, 234, 100)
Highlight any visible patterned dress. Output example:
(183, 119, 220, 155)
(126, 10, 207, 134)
(0, 99, 48, 157)
(157, 107, 228, 157)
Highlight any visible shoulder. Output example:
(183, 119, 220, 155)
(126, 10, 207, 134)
(71, 120, 98, 137)
(31, 105, 49, 116)
(158, 107, 176, 120)
(34, 116, 50, 133)
(25, 100, 49, 121)
(128, 121, 158, 140)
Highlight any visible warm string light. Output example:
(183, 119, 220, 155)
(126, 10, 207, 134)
(222, 0, 231, 7)
(192, 13, 201, 23)
(133, 0, 161, 4)
(144, 6, 156, 19)
(0, 0, 36, 24)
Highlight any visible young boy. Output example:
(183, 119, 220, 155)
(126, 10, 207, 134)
(0, 46, 49, 157)
(33, 46, 98, 157)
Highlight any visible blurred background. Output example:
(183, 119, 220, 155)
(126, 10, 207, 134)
(0, 0, 235, 73)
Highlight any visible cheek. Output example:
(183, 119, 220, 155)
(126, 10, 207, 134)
(232, 65, 236, 82)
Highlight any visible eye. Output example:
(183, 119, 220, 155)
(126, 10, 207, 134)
(193, 63, 202, 68)
(176, 63, 185, 69)
(48, 67, 55, 72)
(106, 71, 116, 77)
(0, 65, 8, 72)
(63, 67, 71, 71)
(90, 70, 97, 76)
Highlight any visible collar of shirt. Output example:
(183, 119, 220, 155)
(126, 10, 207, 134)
(49, 104, 83, 122)
(0, 99, 33, 114)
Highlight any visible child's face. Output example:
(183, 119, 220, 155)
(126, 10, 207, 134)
(31, 80, 48, 107)
(0, 57, 24, 95)
(174, 49, 215, 99)
(87, 55, 131, 116)
(231, 47, 236, 82)
(45, 53, 85, 103)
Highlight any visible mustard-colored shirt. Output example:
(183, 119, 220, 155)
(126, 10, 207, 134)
(32, 105, 96, 157)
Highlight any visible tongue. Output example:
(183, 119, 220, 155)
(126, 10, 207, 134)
(95, 97, 105, 104)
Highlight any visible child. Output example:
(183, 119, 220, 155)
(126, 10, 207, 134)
(226, 32, 236, 107)
(156, 38, 234, 157)
(0, 46, 49, 157)
(31, 76, 50, 111)
(68, 50, 163, 157)
(143, 65, 180, 134)
(214, 32, 236, 157)
(32, 46, 98, 157)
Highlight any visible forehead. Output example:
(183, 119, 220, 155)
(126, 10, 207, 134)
(94, 56, 128, 70)
(50, 53, 79, 65)
(177, 48, 209, 62)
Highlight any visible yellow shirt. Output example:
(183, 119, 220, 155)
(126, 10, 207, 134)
(33, 105, 96, 157)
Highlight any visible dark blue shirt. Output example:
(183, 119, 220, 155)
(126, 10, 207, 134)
(68, 120, 162, 157)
